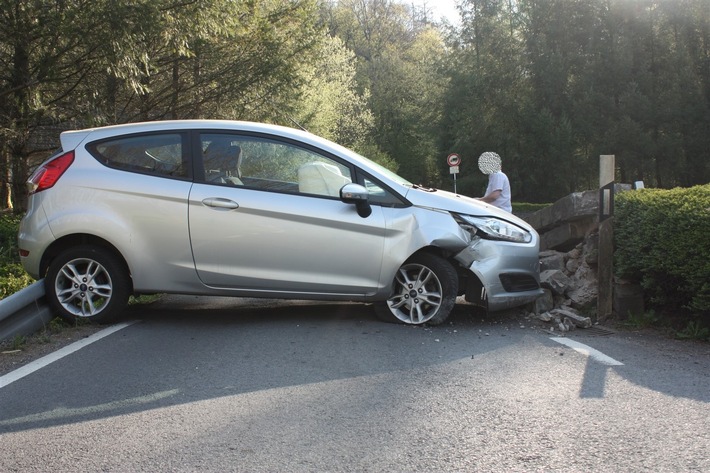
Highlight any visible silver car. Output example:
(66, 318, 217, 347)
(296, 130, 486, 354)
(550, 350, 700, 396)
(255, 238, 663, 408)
(18, 120, 542, 326)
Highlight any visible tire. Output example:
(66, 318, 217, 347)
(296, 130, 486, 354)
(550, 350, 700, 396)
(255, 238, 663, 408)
(374, 253, 458, 326)
(45, 246, 131, 324)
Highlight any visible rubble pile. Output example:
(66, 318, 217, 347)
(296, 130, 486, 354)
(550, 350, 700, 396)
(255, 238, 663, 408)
(517, 188, 636, 332)
(528, 230, 600, 332)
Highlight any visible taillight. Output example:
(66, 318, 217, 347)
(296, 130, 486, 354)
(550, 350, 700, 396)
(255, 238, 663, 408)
(27, 151, 75, 194)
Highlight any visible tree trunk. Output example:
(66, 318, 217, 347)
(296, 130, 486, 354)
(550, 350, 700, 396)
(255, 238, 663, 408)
(1, 143, 11, 210)
(10, 149, 29, 212)
(8, 31, 31, 211)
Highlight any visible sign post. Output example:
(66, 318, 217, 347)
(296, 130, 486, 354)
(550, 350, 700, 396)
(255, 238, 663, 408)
(447, 153, 461, 194)
(597, 155, 615, 322)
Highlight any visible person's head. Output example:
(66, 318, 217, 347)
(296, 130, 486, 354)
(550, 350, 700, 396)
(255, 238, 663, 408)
(478, 152, 502, 175)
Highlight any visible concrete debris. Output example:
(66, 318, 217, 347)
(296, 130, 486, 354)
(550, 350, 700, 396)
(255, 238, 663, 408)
(529, 231, 599, 330)
(540, 269, 573, 296)
(551, 308, 593, 328)
(519, 185, 636, 325)
(540, 251, 566, 272)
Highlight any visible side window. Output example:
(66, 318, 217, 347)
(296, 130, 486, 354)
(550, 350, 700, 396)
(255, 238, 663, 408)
(90, 133, 186, 178)
(360, 175, 407, 206)
(199, 133, 352, 197)
(201, 134, 244, 186)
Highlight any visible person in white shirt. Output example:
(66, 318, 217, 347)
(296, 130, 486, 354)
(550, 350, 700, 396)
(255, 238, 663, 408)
(477, 151, 512, 213)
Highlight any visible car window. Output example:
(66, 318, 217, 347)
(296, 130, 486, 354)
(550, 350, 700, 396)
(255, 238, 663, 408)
(89, 133, 187, 178)
(199, 133, 353, 197)
(359, 175, 407, 207)
(200, 134, 245, 186)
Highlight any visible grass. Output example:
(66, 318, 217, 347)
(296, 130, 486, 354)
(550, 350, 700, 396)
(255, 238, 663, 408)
(618, 309, 662, 329)
(9, 334, 27, 350)
(676, 320, 710, 341)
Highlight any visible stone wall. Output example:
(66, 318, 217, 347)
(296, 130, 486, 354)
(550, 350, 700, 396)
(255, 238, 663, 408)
(518, 185, 634, 329)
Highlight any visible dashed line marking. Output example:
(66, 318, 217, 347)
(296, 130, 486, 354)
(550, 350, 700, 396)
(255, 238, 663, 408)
(551, 337, 624, 366)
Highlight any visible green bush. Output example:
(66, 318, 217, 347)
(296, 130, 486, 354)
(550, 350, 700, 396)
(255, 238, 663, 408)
(0, 212, 33, 299)
(1, 263, 34, 299)
(512, 202, 551, 214)
(0, 212, 22, 258)
(615, 184, 710, 315)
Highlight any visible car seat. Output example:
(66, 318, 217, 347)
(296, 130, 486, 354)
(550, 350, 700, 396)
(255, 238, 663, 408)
(297, 162, 351, 197)
(204, 141, 243, 185)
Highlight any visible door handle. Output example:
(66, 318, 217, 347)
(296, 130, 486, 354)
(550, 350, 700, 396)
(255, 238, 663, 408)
(202, 197, 239, 210)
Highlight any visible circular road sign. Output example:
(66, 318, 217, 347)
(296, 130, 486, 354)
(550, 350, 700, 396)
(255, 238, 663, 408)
(447, 153, 461, 167)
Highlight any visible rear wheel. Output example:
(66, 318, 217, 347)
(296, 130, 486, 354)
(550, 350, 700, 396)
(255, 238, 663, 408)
(45, 246, 131, 324)
(374, 253, 458, 326)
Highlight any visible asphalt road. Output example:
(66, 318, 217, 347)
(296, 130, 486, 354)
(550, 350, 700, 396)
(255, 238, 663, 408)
(1, 296, 708, 472)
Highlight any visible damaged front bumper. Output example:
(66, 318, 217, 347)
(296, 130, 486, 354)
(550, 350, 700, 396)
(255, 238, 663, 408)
(455, 236, 544, 311)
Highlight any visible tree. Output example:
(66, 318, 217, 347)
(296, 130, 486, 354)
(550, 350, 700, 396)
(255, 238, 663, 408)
(292, 34, 396, 168)
(88, 0, 323, 123)
(441, 0, 532, 198)
(443, 0, 710, 202)
(0, 0, 101, 210)
(0, 0, 325, 211)
(325, 0, 450, 183)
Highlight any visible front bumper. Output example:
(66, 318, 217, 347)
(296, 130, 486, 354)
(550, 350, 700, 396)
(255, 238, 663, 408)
(455, 236, 543, 311)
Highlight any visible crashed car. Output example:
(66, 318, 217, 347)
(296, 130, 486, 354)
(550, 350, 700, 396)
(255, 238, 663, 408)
(18, 120, 542, 325)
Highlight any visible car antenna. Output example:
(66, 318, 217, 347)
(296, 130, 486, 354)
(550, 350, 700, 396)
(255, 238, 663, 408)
(256, 94, 309, 132)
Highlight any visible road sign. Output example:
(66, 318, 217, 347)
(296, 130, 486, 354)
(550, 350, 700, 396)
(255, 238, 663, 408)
(447, 153, 461, 167)
(449, 166, 459, 174)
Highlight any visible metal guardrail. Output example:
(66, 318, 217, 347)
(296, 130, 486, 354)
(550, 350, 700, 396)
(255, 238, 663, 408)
(0, 280, 55, 343)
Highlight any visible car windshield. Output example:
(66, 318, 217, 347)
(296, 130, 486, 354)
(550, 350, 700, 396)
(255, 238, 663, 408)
(370, 159, 413, 186)
(346, 148, 413, 187)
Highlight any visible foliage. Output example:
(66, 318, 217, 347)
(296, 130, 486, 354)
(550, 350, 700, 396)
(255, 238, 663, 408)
(1, 0, 327, 209)
(441, 0, 710, 203)
(675, 320, 710, 342)
(293, 35, 378, 152)
(614, 184, 710, 315)
(512, 202, 551, 214)
(2, 0, 709, 211)
(618, 309, 663, 330)
(9, 334, 26, 350)
(0, 263, 33, 299)
(325, 0, 449, 186)
(0, 212, 21, 258)
(0, 212, 33, 299)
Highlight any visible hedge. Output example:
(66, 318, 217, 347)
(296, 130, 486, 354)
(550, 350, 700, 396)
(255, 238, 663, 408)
(614, 184, 710, 314)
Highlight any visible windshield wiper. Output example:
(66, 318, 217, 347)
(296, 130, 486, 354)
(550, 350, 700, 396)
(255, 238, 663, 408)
(412, 184, 436, 192)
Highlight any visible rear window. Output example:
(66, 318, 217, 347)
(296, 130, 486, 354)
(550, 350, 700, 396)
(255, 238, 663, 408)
(88, 133, 187, 178)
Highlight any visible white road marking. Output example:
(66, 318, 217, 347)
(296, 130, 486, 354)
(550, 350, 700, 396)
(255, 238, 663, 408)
(0, 389, 179, 426)
(0, 321, 137, 389)
(551, 337, 624, 366)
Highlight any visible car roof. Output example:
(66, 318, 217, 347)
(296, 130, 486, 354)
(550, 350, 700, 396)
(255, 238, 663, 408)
(59, 119, 405, 190)
(60, 120, 319, 150)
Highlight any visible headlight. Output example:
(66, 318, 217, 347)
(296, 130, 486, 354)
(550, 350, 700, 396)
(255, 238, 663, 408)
(454, 214, 532, 243)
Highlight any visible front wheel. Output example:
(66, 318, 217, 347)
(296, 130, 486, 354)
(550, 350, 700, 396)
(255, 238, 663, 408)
(374, 253, 458, 326)
(45, 246, 131, 324)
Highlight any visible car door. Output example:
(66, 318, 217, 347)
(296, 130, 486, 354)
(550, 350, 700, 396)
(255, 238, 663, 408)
(188, 132, 387, 295)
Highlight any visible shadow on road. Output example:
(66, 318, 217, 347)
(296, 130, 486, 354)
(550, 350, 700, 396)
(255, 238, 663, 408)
(1, 296, 707, 434)
(0, 297, 530, 433)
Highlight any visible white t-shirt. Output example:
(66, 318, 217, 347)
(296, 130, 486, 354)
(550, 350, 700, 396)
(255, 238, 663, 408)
(485, 171, 512, 212)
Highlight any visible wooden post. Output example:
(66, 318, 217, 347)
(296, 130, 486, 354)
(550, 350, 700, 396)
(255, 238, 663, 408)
(597, 155, 615, 322)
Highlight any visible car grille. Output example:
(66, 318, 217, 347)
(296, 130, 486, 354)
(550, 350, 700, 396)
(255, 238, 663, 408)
(499, 273, 540, 292)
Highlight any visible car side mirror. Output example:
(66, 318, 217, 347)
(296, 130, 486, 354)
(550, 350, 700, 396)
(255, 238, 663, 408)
(340, 183, 372, 218)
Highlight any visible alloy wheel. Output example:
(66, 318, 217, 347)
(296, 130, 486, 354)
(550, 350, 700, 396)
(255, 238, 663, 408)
(54, 257, 114, 317)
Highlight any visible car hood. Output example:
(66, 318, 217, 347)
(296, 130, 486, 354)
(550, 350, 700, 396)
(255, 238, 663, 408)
(403, 186, 534, 230)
